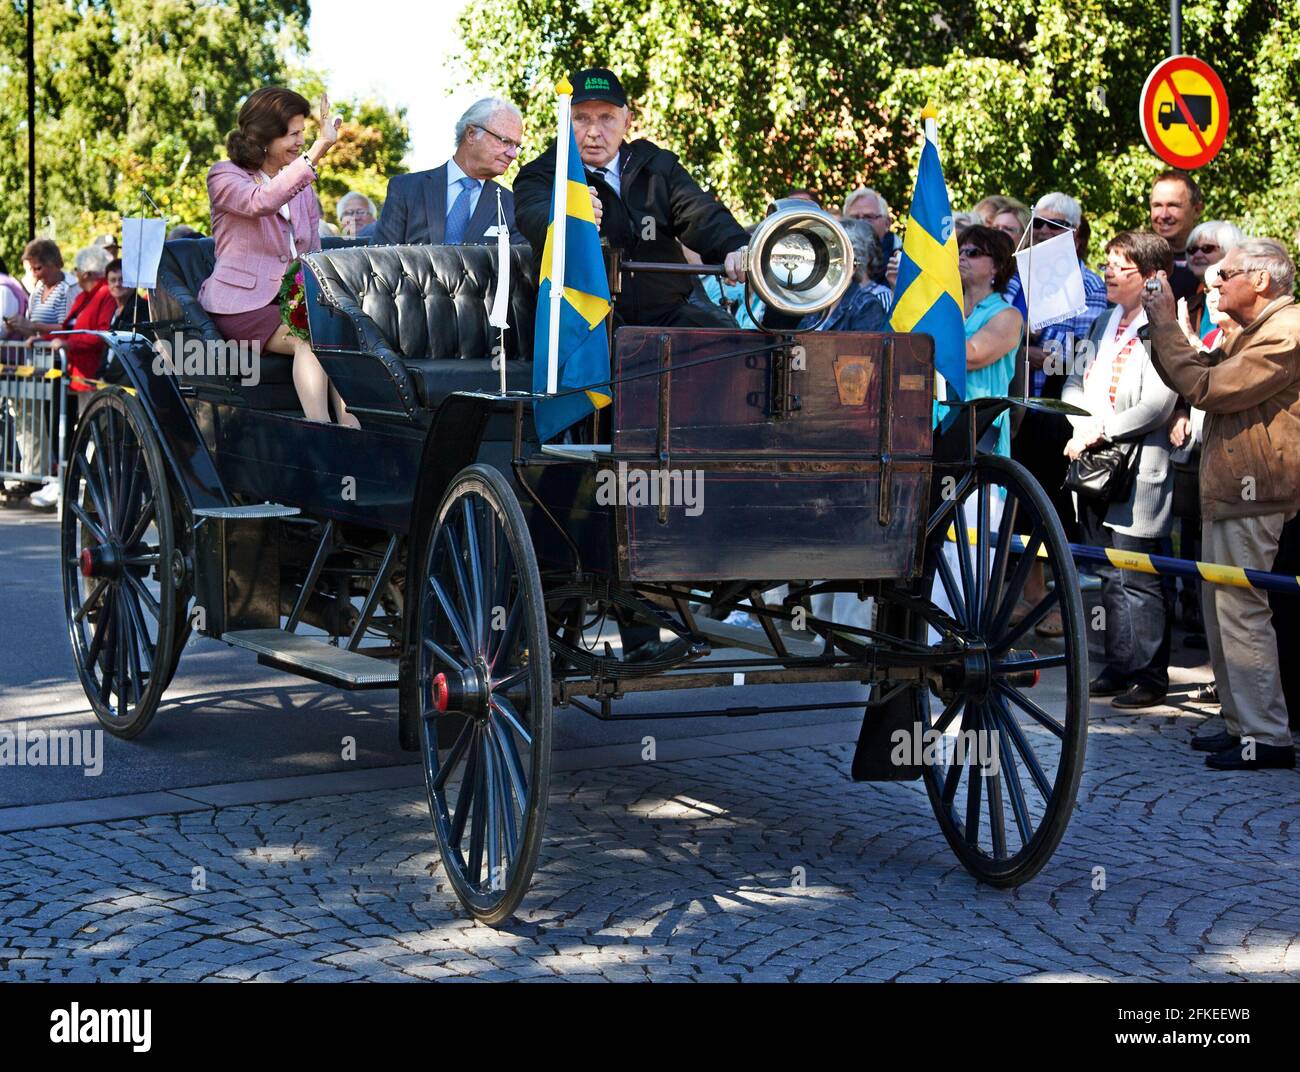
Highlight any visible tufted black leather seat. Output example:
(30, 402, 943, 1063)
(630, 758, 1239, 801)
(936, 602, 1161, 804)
(153, 236, 369, 409)
(302, 244, 538, 414)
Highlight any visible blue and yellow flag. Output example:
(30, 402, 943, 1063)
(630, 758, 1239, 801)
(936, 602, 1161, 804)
(889, 137, 965, 401)
(532, 120, 613, 442)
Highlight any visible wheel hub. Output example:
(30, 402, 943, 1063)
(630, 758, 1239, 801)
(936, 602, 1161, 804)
(79, 543, 124, 579)
(431, 661, 491, 720)
(940, 642, 993, 701)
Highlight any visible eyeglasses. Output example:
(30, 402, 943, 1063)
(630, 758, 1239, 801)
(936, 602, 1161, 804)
(1031, 216, 1071, 231)
(851, 211, 885, 222)
(1104, 261, 1141, 276)
(1215, 267, 1257, 282)
(340, 208, 372, 218)
(958, 246, 990, 259)
(1187, 243, 1220, 256)
(474, 124, 521, 152)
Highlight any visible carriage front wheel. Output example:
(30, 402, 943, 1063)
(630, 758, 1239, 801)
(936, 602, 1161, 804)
(415, 464, 552, 924)
(878, 452, 1088, 887)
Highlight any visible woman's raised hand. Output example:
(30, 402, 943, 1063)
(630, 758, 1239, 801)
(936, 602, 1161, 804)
(318, 93, 341, 148)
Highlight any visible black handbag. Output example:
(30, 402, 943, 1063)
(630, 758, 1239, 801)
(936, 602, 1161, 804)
(1064, 438, 1141, 502)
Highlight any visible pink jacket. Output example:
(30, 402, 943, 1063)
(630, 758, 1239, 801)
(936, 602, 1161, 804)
(197, 156, 322, 315)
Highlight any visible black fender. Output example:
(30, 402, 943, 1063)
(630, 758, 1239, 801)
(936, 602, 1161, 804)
(397, 390, 507, 750)
(82, 330, 230, 516)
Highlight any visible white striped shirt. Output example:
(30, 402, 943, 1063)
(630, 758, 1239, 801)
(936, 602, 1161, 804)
(27, 279, 71, 327)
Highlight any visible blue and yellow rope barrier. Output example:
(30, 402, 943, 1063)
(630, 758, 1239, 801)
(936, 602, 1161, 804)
(946, 525, 1300, 596)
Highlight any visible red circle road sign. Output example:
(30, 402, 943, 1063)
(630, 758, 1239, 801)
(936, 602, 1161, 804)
(1140, 55, 1229, 169)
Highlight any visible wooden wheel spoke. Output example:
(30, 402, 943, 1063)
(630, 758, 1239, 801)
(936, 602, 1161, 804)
(487, 724, 519, 864)
(461, 497, 488, 650)
(122, 585, 155, 676)
(424, 635, 467, 672)
(963, 705, 983, 846)
(987, 528, 1043, 641)
(988, 707, 1034, 844)
(995, 681, 1065, 739)
(431, 718, 473, 791)
(491, 665, 529, 693)
(86, 588, 115, 669)
(74, 578, 110, 625)
(985, 717, 1007, 860)
(440, 525, 480, 656)
(429, 575, 474, 662)
(933, 545, 968, 626)
(114, 433, 141, 535)
(490, 695, 532, 747)
(114, 596, 129, 715)
(465, 741, 488, 886)
(68, 501, 109, 547)
(924, 471, 974, 540)
(488, 591, 522, 672)
(951, 497, 977, 619)
(124, 572, 161, 621)
(490, 710, 530, 817)
(87, 421, 117, 530)
(974, 481, 990, 625)
(447, 725, 480, 848)
(990, 692, 1056, 796)
(121, 597, 144, 706)
(994, 588, 1061, 656)
(481, 732, 502, 889)
(123, 496, 156, 550)
(983, 493, 1020, 632)
(931, 694, 965, 735)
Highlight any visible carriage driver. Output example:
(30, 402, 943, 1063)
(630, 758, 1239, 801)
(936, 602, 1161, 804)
(514, 67, 749, 330)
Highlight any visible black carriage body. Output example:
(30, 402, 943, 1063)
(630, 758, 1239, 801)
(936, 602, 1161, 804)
(65, 235, 1086, 918)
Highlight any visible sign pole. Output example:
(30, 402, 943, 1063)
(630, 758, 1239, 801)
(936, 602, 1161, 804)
(546, 77, 572, 396)
(26, 0, 36, 242)
(1170, 0, 1182, 56)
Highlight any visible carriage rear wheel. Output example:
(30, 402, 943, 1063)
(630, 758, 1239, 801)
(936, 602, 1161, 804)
(61, 389, 182, 739)
(416, 464, 551, 924)
(879, 453, 1088, 887)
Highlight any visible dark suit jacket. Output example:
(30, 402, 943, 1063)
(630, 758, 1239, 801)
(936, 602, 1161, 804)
(374, 162, 520, 246)
(514, 137, 748, 325)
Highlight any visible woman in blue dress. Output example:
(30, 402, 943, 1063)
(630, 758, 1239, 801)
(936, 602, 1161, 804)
(957, 225, 1025, 455)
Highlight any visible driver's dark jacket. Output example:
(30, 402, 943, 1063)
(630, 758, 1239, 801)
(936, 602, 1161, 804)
(514, 137, 749, 326)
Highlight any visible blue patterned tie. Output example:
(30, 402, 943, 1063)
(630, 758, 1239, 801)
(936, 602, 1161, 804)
(444, 176, 480, 245)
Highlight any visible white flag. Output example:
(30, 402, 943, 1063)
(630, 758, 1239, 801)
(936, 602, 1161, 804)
(120, 217, 167, 290)
(1013, 229, 1086, 332)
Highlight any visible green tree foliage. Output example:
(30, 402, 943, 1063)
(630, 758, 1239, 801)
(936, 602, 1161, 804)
(459, 0, 1300, 259)
(0, 1, 408, 263)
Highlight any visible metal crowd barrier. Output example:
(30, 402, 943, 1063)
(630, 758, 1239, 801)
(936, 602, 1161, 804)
(0, 340, 68, 501)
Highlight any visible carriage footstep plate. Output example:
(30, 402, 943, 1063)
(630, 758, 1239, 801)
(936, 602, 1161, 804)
(193, 503, 301, 519)
(221, 628, 398, 686)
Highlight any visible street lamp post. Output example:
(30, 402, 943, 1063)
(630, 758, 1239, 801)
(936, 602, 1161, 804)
(26, 0, 36, 242)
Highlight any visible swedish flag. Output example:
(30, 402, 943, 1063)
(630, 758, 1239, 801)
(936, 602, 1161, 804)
(889, 138, 965, 401)
(532, 121, 613, 442)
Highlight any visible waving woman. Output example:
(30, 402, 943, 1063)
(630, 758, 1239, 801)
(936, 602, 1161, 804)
(199, 87, 357, 426)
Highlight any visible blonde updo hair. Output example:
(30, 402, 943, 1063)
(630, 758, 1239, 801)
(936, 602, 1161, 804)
(226, 86, 312, 170)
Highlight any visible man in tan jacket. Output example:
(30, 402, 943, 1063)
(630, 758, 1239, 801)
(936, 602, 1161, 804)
(1143, 237, 1300, 769)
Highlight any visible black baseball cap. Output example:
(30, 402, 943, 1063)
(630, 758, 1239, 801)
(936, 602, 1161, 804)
(571, 68, 627, 107)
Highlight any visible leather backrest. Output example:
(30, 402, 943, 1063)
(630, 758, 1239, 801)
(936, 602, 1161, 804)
(303, 243, 538, 362)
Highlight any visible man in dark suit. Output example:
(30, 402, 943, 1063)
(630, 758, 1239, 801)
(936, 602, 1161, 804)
(374, 97, 524, 246)
(514, 67, 748, 329)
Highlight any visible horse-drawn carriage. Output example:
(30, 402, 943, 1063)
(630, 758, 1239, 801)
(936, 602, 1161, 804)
(60, 209, 1087, 924)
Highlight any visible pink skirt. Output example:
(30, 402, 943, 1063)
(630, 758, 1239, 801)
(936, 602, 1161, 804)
(210, 302, 282, 349)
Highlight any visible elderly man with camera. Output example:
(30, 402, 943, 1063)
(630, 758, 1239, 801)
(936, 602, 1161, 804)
(1143, 238, 1300, 770)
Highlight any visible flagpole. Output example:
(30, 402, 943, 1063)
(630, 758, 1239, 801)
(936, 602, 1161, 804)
(547, 76, 573, 396)
(921, 104, 949, 407)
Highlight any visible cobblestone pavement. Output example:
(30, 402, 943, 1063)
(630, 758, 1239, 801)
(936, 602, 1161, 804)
(1, 700, 1298, 982)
